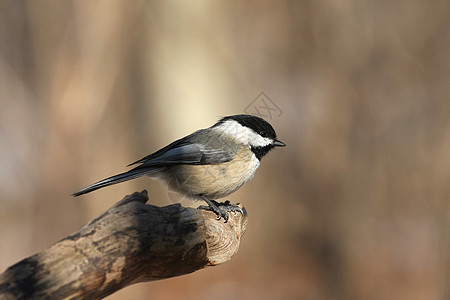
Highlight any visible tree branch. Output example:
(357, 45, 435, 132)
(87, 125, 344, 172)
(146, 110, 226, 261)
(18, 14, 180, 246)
(0, 191, 248, 299)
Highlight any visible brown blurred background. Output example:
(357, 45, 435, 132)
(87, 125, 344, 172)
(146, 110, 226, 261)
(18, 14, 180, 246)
(0, 1, 449, 299)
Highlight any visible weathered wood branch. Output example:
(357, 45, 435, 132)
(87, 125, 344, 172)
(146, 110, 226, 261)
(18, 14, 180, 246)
(0, 191, 248, 299)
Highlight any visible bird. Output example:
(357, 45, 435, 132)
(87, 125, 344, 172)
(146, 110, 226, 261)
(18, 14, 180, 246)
(73, 114, 285, 221)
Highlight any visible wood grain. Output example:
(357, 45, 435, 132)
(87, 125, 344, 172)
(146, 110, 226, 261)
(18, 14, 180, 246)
(0, 191, 247, 299)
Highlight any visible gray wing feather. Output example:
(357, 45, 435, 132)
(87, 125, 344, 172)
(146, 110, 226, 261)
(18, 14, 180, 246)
(73, 132, 238, 196)
(139, 143, 233, 166)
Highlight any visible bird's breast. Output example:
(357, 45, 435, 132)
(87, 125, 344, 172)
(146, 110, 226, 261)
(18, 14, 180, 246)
(165, 147, 260, 199)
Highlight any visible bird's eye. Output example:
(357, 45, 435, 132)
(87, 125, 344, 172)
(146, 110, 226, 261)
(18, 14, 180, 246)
(259, 130, 267, 137)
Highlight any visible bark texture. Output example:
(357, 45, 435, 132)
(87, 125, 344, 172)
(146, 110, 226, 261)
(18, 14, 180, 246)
(0, 191, 248, 299)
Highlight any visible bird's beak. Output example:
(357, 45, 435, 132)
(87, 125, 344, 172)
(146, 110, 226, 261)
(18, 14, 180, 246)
(273, 139, 286, 147)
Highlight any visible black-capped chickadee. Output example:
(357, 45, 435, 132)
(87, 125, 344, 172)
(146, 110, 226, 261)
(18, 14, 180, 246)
(73, 114, 285, 221)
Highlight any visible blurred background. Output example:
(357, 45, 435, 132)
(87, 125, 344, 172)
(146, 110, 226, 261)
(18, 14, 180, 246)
(0, 1, 449, 299)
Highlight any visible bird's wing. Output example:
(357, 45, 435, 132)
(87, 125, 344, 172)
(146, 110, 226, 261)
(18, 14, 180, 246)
(73, 131, 238, 196)
(127, 135, 193, 166)
(128, 133, 236, 167)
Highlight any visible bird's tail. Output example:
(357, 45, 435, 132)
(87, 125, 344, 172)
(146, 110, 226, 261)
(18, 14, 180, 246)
(73, 168, 155, 196)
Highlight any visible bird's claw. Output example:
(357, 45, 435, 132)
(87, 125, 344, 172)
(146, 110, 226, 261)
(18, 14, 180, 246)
(198, 200, 243, 223)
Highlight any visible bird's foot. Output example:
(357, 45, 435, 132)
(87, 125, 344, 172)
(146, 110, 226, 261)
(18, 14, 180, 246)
(216, 200, 244, 215)
(198, 199, 244, 223)
(198, 203, 230, 222)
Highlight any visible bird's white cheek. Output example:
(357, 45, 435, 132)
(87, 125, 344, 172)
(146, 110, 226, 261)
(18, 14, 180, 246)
(247, 131, 273, 147)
